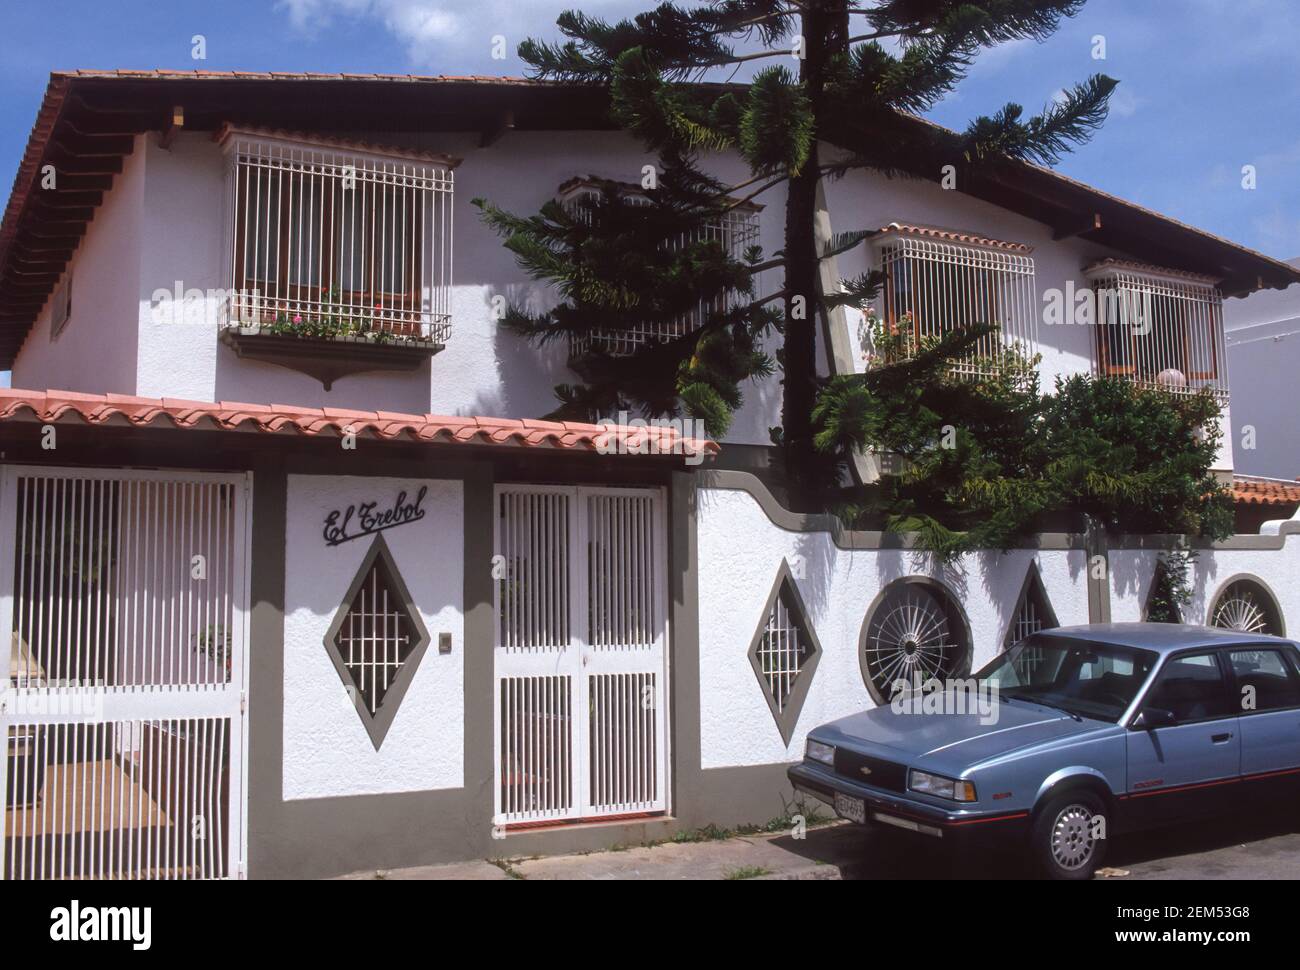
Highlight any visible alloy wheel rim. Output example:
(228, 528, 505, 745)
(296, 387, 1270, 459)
(1050, 804, 1095, 870)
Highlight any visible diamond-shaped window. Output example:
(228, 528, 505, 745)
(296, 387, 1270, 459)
(323, 534, 431, 750)
(748, 559, 822, 745)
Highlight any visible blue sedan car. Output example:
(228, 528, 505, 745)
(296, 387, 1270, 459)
(788, 624, 1300, 879)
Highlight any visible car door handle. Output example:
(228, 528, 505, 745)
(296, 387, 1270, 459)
(1211, 732, 1233, 743)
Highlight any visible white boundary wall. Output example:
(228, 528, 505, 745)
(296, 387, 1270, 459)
(696, 479, 1300, 771)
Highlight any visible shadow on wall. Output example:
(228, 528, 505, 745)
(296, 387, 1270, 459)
(466, 282, 574, 419)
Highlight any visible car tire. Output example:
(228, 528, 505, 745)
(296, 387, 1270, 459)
(1031, 790, 1108, 880)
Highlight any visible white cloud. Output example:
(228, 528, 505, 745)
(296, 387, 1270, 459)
(276, 0, 641, 68)
(1107, 87, 1140, 118)
(277, 0, 464, 63)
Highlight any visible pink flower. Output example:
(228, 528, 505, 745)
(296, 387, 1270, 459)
(374, 302, 383, 311)
(293, 314, 302, 323)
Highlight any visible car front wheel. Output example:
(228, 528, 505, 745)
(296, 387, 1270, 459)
(1031, 790, 1107, 880)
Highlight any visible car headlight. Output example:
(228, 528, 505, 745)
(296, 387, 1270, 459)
(908, 769, 976, 802)
(805, 739, 835, 767)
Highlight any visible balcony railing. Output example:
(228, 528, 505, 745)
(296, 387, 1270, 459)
(1084, 260, 1228, 402)
(220, 128, 455, 344)
(875, 227, 1039, 379)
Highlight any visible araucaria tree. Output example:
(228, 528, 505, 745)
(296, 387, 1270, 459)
(477, 0, 1232, 549)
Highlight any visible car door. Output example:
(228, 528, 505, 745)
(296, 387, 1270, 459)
(1225, 646, 1300, 792)
(1124, 650, 1240, 827)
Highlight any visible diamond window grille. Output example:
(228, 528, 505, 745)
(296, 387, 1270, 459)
(1004, 561, 1060, 681)
(323, 535, 431, 749)
(747, 560, 821, 745)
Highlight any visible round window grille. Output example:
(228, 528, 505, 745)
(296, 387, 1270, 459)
(859, 580, 971, 704)
(1210, 578, 1283, 636)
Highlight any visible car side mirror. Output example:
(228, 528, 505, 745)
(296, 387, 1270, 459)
(1132, 707, 1176, 729)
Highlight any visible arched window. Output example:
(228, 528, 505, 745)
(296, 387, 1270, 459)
(1209, 576, 1285, 637)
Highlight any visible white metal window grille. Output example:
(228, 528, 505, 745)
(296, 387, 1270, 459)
(493, 486, 667, 826)
(757, 589, 811, 714)
(333, 559, 417, 715)
(0, 467, 249, 881)
(561, 184, 760, 358)
(223, 132, 454, 342)
(878, 235, 1038, 378)
(1088, 266, 1227, 401)
(4, 718, 231, 880)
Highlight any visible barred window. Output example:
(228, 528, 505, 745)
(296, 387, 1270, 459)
(222, 128, 455, 342)
(559, 179, 761, 357)
(1085, 260, 1227, 400)
(876, 226, 1038, 378)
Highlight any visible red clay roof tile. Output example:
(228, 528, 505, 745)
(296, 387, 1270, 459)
(0, 387, 718, 461)
(1232, 477, 1300, 507)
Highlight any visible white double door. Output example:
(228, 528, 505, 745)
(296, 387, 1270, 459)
(493, 485, 668, 826)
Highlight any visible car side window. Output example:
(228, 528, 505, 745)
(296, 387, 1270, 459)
(1228, 649, 1300, 714)
(1145, 652, 1231, 722)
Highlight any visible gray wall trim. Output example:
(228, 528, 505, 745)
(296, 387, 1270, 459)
(246, 454, 287, 878)
(700, 469, 1087, 551)
(462, 463, 497, 854)
(701, 468, 1300, 555)
(668, 470, 703, 822)
(1086, 524, 1111, 624)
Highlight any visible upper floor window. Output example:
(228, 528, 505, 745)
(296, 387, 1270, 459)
(558, 177, 761, 358)
(874, 224, 1038, 379)
(221, 128, 456, 342)
(1084, 259, 1227, 401)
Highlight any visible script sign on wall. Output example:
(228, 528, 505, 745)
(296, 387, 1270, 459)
(323, 485, 428, 547)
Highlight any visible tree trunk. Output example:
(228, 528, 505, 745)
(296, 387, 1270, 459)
(781, 2, 842, 506)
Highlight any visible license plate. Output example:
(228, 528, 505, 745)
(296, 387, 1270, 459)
(834, 792, 866, 824)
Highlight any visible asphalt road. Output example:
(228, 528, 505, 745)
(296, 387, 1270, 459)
(780, 808, 1300, 879)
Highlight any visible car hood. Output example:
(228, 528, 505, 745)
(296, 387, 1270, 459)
(816, 697, 1100, 766)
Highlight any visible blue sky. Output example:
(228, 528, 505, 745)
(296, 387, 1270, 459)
(0, 0, 1296, 386)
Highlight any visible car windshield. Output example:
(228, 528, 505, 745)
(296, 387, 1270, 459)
(975, 635, 1158, 723)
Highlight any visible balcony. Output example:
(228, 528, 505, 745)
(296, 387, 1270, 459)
(219, 127, 456, 388)
(1083, 259, 1229, 403)
(872, 224, 1040, 380)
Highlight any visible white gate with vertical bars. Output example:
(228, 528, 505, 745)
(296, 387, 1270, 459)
(493, 485, 668, 826)
(0, 467, 250, 880)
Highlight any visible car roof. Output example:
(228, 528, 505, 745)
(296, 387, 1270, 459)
(1037, 623, 1297, 656)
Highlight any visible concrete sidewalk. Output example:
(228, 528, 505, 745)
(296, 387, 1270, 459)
(340, 821, 862, 881)
(337, 807, 1300, 880)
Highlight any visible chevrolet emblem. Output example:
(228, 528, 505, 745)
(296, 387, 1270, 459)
(859, 766, 872, 777)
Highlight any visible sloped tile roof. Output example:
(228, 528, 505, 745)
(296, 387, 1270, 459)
(1232, 476, 1300, 506)
(876, 222, 1034, 253)
(0, 388, 718, 460)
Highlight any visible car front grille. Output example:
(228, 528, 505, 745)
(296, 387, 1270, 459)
(833, 748, 908, 793)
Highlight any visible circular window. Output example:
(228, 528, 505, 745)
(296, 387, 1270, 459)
(859, 578, 971, 704)
(1209, 576, 1284, 637)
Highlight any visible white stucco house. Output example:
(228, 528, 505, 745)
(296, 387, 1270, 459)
(1, 70, 1299, 880)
